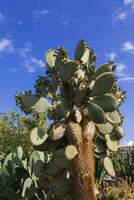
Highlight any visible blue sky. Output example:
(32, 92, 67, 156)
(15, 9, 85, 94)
(0, 0, 134, 142)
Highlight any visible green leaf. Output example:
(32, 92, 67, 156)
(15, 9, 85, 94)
(90, 72, 115, 96)
(87, 101, 106, 123)
(91, 94, 118, 112)
(60, 61, 78, 82)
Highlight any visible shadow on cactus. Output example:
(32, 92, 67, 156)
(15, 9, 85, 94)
(15, 40, 126, 200)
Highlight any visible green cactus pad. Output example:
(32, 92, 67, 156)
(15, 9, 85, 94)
(49, 122, 67, 141)
(75, 39, 90, 64)
(95, 151, 107, 159)
(21, 177, 34, 198)
(46, 159, 63, 175)
(94, 142, 107, 154)
(94, 62, 115, 78)
(106, 110, 121, 124)
(96, 122, 114, 135)
(18, 94, 49, 114)
(106, 135, 119, 152)
(45, 49, 57, 68)
(90, 72, 115, 97)
(65, 145, 78, 160)
(60, 61, 78, 82)
(0, 188, 18, 200)
(103, 157, 115, 177)
(30, 127, 48, 146)
(113, 126, 125, 140)
(53, 149, 70, 168)
(54, 180, 73, 198)
(54, 97, 70, 118)
(35, 77, 52, 99)
(87, 101, 106, 123)
(17, 146, 23, 159)
(33, 160, 44, 178)
(91, 94, 118, 112)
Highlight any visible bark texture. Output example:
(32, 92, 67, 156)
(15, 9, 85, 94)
(67, 118, 96, 200)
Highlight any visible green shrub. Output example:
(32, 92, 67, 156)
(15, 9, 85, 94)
(0, 111, 32, 156)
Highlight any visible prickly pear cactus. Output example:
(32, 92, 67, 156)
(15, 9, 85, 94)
(16, 40, 126, 200)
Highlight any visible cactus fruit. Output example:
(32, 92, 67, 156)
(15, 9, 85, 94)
(15, 39, 126, 200)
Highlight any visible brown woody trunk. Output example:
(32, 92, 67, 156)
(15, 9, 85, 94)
(67, 118, 96, 200)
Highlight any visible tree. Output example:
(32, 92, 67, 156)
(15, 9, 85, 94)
(16, 40, 126, 200)
(0, 111, 32, 155)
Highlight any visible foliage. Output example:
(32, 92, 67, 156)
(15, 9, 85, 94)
(113, 147, 134, 182)
(0, 111, 33, 156)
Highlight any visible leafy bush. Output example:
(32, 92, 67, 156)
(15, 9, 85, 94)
(0, 111, 32, 156)
(112, 147, 134, 182)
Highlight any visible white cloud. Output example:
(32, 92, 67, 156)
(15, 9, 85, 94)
(118, 76, 134, 82)
(17, 20, 23, 25)
(24, 56, 45, 73)
(30, 57, 45, 68)
(121, 140, 134, 147)
(124, 0, 134, 5)
(33, 9, 51, 19)
(113, 11, 127, 21)
(116, 62, 127, 76)
(19, 43, 32, 58)
(25, 63, 36, 73)
(105, 52, 116, 61)
(122, 41, 134, 53)
(0, 38, 14, 53)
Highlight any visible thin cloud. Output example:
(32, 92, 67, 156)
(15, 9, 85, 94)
(0, 12, 4, 23)
(105, 52, 116, 61)
(113, 10, 127, 21)
(17, 20, 23, 25)
(24, 56, 45, 73)
(19, 43, 32, 58)
(61, 14, 70, 27)
(33, 9, 52, 19)
(122, 41, 134, 53)
(118, 76, 134, 82)
(0, 38, 14, 53)
(116, 62, 127, 77)
(124, 0, 134, 5)
(8, 67, 18, 73)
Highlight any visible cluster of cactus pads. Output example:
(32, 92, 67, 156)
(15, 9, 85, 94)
(13, 40, 126, 199)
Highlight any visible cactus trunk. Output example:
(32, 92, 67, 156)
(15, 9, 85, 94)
(67, 119, 96, 200)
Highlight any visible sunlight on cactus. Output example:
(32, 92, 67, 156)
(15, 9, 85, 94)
(14, 40, 126, 200)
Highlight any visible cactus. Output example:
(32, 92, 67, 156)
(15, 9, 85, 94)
(15, 40, 126, 200)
